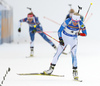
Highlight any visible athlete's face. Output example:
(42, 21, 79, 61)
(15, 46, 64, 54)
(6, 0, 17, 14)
(70, 13, 74, 17)
(27, 17, 33, 22)
(72, 20, 79, 26)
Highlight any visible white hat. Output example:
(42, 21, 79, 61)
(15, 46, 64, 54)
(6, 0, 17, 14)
(72, 14, 80, 21)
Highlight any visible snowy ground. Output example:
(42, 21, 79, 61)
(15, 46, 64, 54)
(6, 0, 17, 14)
(0, 0, 100, 85)
(0, 39, 100, 86)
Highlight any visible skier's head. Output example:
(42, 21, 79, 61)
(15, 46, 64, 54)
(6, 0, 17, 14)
(69, 9, 74, 17)
(27, 12, 34, 22)
(69, 9, 74, 13)
(72, 12, 80, 26)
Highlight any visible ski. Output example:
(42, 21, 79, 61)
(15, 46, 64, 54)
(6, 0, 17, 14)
(74, 79, 83, 82)
(62, 51, 68, 55)
(17, 72, 64, 77)
(26, 56, 34, 58)
(17, 73, 82, 81)
(26, 55, 34, 58)
(74, 78, 82, 82)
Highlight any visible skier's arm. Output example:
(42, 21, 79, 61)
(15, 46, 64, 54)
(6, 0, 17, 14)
(58, 24, 65, 46)
(58, 18, 71, 38)
(78, 28, 87, 36)
(18, 18, 27, 32)
(78, 21, 87, 36)
(58, 18, 71, 46)
(19, 18, 27, 23)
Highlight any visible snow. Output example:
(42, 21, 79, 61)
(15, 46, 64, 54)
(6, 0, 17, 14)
(0, 40, 100, 86)
(0, 0, 100, 86)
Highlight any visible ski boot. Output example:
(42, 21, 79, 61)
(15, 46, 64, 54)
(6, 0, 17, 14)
(73, 69, 79, 80)
(30, 47, 34, 57)
(43, 64, 56, 75)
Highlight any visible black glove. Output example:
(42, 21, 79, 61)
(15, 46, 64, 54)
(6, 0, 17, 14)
(59, 37, 64, 46)
(78, 32, 80, 36)
(32, 29, 37, 33)
(18, 28, 21, 32)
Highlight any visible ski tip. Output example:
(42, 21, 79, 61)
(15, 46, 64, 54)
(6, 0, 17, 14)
(60, 75, 64, 77)
(80, 80, 83, 82)
(17, 73, 24, 75)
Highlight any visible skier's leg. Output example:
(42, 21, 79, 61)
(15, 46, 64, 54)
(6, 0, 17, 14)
(43, 44, 67, 74)
(71, 45, 77, 69)
(29, 31, 35, 56)
(70, 38, 78, 79)
(43, 33, 68, 74)
(38, 27, 57, 49)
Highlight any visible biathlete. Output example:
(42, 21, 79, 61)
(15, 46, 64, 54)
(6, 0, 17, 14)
(18, 12, 57, 56)
(43, 13, 87, 80)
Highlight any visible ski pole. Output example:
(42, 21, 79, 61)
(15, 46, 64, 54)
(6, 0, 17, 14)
(31, 28, 68, 55)
(36, 28, 69, 55)
(84, 13, 93, 23)
(37, 31, 57, 33)
(36, 31, 57, 33)
(44, 31, 57, 33)
(44, 16, 60, 25)
(0, 68, 11, 86)
(84, 3, 93, 20)
(36, 28, 59, 43)
(79, 3, 93, 32)
(79, 3, 92, 32)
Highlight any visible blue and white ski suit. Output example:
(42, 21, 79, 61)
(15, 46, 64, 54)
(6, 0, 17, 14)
(19, 16, 54, 47)
(51, 18, 87, 69)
